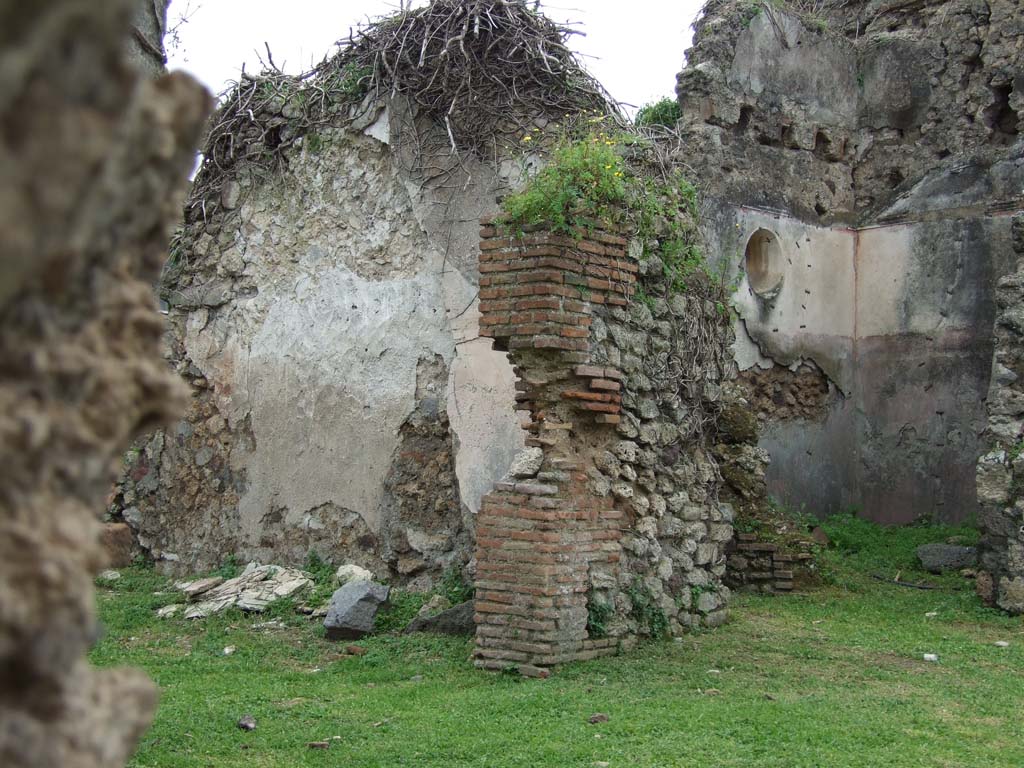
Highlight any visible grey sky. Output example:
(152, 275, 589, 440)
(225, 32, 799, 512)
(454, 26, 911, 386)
(166, 1, 705, 114)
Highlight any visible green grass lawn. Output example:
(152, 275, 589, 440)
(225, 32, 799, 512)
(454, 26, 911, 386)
(92, 516, 1024, 768)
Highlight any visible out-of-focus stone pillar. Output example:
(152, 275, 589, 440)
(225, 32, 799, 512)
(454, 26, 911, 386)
(0, 1, 209, 765)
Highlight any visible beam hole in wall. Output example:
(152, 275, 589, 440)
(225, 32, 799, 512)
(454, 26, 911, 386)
(744, 228, 785, 298)
(982, 82, 1019, 145)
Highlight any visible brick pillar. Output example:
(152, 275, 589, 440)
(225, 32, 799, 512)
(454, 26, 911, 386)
(473, 219, 638, 675)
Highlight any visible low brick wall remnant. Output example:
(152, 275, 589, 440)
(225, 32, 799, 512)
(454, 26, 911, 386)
(474, 220, 635, 675)
(473, 216, 736, 674)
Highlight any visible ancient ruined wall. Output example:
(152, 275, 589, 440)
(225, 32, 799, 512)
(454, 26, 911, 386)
(473, 221, 735, 672)
(114, 98, 525, 581)
(0, 0, 208, 764)
(678, 0, 1023, 523)
(976, 214, 1024, 614)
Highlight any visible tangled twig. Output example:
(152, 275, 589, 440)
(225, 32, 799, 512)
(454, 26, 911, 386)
(187, 0, 623, 213)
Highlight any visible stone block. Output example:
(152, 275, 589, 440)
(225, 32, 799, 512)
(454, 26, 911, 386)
(100, 522, 137, 568)
(916, 543, 977, 573)
(324, 581, 390, 640)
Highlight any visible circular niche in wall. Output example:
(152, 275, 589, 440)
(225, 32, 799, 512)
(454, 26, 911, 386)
(744, 228, 785, 297)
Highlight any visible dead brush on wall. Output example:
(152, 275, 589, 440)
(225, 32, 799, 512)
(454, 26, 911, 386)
(188, 0, 622, 214)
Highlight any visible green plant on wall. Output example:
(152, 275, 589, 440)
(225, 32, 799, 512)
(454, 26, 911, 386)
(586, 593, 613, 638)
(337, 61, 373, 101)
(626, 579, 669, 638)
(501, 121, 628, 235)
(499, 116, 728, 306)
(635, 97, 682, 129)
(1007, 439, 1024, 462)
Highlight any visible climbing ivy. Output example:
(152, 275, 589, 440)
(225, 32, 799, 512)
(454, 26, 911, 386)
(626, 579, 669, 638)
(586, 594, 613, 639)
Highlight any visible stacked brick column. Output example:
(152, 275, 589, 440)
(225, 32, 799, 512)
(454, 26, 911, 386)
(725, 533, 815, 593)
(473, 218, 638, 675)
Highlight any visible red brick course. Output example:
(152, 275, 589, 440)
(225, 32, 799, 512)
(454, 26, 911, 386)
(473, 219, 639, 674)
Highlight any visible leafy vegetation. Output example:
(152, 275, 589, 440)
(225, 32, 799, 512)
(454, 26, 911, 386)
(501, 125, 628, 235)
(374, 591, 432, 634)
(817, 512, 979, 589)
(500, 117, 725, 305)
(586, 594, 613, 639)
(439, 565, 474, 605)
(336, 61, 373, 101)
(625, 579, 669, 638)
(214, 554, 241, 580)
(1008, 438, 1024, 462)
(301, 552, 338, 607)
(634, 97, 681, 129)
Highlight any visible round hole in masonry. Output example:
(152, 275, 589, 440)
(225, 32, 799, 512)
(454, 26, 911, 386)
(744, 228, 785, 297)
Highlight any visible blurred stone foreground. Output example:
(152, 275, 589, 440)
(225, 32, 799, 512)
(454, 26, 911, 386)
(0, 1, 209, 765)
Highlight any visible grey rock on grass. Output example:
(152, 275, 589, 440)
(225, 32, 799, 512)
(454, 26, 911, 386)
(324, 581, 390, 640)
(916, 543, 977, 573)
(403, 600, 474, 636)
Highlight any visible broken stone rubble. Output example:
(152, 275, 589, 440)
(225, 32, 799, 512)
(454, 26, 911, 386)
(174, 564, 313, 619)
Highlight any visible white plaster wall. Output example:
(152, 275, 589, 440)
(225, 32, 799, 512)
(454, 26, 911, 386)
(856, 225, 914, 338)
(181, 123, 522, 547)
(726, 208, 857, 389)
(443, 266, 525, 514)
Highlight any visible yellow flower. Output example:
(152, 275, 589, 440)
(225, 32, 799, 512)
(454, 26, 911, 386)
(614, 171, 623, 177)
(605, 164, 612, 169)
(605, 140, 614, 145)
(521, 135, 533, 142)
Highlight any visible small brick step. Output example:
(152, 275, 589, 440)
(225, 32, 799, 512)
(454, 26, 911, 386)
(738, 542, 777, 552)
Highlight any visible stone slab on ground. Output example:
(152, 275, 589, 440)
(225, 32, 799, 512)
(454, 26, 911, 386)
(916, 543, 977, 574)
(403, 600, 474, 636)
(324, 581, 390, 640)
(178, 564, 312, 618)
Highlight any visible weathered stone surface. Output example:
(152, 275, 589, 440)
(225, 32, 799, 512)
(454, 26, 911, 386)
(976, 214, 1024, 614)
(416, 594, 451, 617)
(112, 92, 527, 581)
(175, 576, 224, 598)
(404, 600, 474, 636)
(716, 402, 759, 445)
(324, 581, 390, 640)
(916, 544, 978, 574)
(505, 447, 544, 479)
(0, 1, 209, 765)
(473, 213, 734, 673)
(679, 0, 1024, 527)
